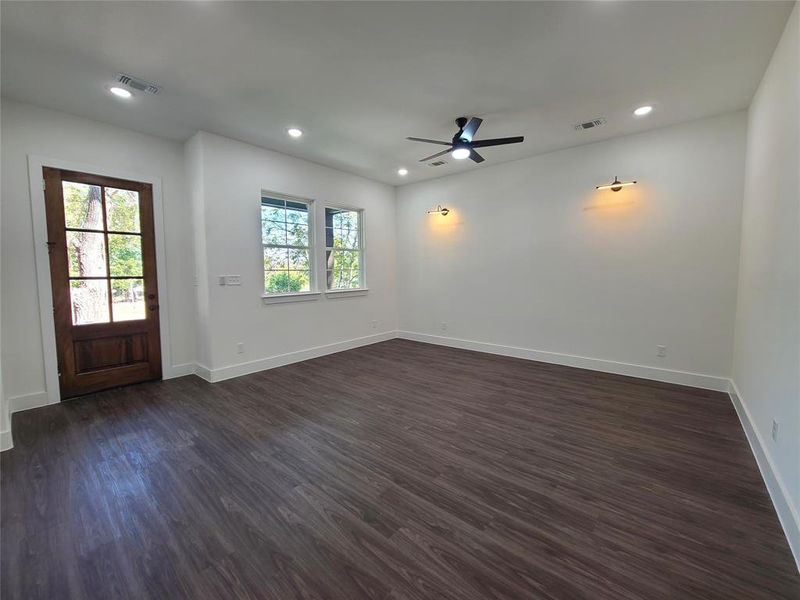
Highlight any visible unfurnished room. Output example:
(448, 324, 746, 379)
(0, 1, 798, 598)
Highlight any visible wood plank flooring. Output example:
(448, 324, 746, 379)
(2, 339, 798, 599)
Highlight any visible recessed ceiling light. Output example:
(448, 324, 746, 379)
(109, 86, 132, 99)
(397, 168, 408, 176)
(633, 105, 653, 117)
(287, 127, 303, 138)
(451, 147, 470, 160)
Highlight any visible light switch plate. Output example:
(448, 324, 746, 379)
(224, 275, 242, 286)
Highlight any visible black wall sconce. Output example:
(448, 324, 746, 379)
(427, 204, 450, 216)
(596, 176, 637, 192)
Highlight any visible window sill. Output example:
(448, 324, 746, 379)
(325, 288, 369, 299)
(262, 291, 321, 305)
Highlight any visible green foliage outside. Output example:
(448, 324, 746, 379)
(262, 201, 311, 293)
(326, 209, 361, 289)
(265, 271, 307, 293)
(62, 183, 144, 323)
(259, 201, 363, 293)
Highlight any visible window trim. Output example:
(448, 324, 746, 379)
(262, 290, 321, 305)
(323, 204, 366, 292)
(260, 190, 316, 298)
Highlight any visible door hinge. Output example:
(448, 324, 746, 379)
(42, 179, 46, 191)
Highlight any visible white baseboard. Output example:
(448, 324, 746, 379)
(397, 331, 730, 391)
(9, 391, 54, 414)
(200, 331, 397, 383)
(194, 363, 213, 382)
(728, 380, 800, 570)
(164, 362, 197, 379)
(0, 428, 13, 452)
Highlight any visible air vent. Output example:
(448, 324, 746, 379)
(429, 160, 447, 167)
(116, 73, 160, 95)
(574, 117, 606, 131)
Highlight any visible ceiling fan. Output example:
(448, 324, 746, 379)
(407, 117, 524, 163)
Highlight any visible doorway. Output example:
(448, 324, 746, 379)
(43, 167, 162, 398)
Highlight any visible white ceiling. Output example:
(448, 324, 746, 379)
(1, 1, 793, 185)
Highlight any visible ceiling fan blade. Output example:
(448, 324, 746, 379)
(470, 150, 485, 163)
(460, 117, 483, 142)
(470, 136, 524, 148)
(407, 137, 451, 146)
(419, 148, 451, 162)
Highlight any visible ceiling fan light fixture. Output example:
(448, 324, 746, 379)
(109, 86, 133, 99)
(408, 117, 524, 164)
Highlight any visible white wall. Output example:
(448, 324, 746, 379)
(397, 112, 747, 387)
(188, 132, 397, 379)
(0, 99, 397, 408)
(0, 253, 10, 450)
(0, 99, 197, 404)
(732, 3, 799, 561)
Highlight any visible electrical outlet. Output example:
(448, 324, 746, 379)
(656, 345, 667, 358)
(371, 320, 378, 329)
(440, 322, 448, 332)
(237, 342, 244, 354)
(772, 420, 779, 442)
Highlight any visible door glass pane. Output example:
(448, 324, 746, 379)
(111, 279, 145, 321)
(105, 188, 141, 233)
(63, 181, 103, 230)
(108, 234, 143, 277)
(66, 231, 107, 277)
(70, 279, 110, 325)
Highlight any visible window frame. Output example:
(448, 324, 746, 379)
(260, 191, 318, 300)
(323, 204, 367, 294)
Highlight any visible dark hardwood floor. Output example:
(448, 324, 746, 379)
(2, 339, 798, 599)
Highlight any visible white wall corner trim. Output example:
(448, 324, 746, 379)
(26, 155, 175, 406)
(164, 363, 198, 379)
(397, 331, 731, 391)
(193, 364, 214, 383)
(201, 331, 397, 383)
(728, 380, 800, 570)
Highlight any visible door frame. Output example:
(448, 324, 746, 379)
(28, 155, 175, 405)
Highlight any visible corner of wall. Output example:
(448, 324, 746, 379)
(728, 380, 800, 570)
(184, 133, 212, 368)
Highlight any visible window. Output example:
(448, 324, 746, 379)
(325, 207, 364, 290)
(261, 196, 312, 294)
(62, 181, 146, 324)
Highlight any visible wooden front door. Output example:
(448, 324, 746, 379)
(43, 167, 162, 399)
